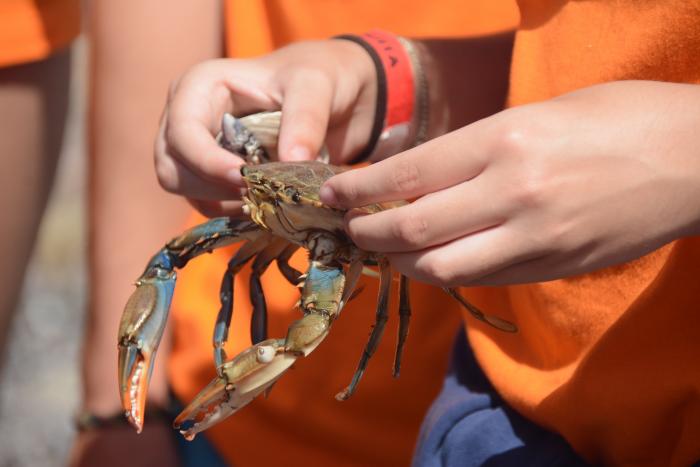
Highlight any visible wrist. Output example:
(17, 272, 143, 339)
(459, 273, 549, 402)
(413, 40, 449, 141)
(334, 30, 429, 163)
(329, 38, 377, 99)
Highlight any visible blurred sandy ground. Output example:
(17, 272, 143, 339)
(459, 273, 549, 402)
(0, 37, 87, 466)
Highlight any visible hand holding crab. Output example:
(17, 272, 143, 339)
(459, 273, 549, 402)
(154, 39, 379, 217)
(321, 81, 700, 286)
(121, 112, 516, 440)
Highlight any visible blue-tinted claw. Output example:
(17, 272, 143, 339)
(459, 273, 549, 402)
(116, 218, 264, 433)
(118, 262, 176, 433)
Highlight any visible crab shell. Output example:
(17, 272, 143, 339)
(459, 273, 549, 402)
(240, 161, 398, 262)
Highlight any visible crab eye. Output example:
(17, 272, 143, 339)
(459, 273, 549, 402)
(284, 187, 301, 203)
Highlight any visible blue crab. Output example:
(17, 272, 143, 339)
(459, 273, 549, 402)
(117, 111, 517, 439)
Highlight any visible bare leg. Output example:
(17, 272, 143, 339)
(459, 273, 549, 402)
(336, 259, 392, 401)
(0, 49, 71, 360)
(68, 3, 224, 467)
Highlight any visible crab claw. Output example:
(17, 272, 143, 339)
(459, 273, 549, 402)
(174, 338, 295, 440)
(118, 266, 176, 433)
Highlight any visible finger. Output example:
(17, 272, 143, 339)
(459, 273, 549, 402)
(155, 115, 246, 199)
(155, 151, 246, 200)
(320, 125, 489, 208)
(163, 63, 279, 186)
(345, 173, 509, 253)
(386, 225, 540, 287)
(166, 103, 247, 185)
(278, 69, 334, 161)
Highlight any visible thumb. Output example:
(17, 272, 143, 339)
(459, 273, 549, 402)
(278, 70, 333, 161)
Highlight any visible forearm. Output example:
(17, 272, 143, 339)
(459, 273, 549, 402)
(417, 32, 514, 137)
(83, 0, 222, 415)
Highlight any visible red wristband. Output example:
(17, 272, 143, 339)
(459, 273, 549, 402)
(336, 30, 424, 163)
(361, 30, 415, 130)
(360, 30, 416, 159)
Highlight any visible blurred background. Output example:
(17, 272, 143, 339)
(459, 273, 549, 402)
(0, 37, 86, 467)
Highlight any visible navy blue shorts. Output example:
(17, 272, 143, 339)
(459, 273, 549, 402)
(412, 330, 589, 467)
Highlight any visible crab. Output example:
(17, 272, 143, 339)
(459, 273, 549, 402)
(117, 111, 517, 440)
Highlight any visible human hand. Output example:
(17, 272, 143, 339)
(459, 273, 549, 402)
(68, 420, 181, 467)
(320, 81, 700, 286)
(154, 40, 377, 216)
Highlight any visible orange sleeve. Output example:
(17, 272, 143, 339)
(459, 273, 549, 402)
(0, 0, 81, 67)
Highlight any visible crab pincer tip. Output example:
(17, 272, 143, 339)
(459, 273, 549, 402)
(123, 406, 143, 433)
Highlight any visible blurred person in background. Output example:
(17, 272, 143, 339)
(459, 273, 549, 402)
(0, 0, 79, 361)
(69, 1, 220, 465)
(70, 1, 518, 466)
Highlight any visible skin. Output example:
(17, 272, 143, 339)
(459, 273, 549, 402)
(0, 49, 70, 360)
(70, 1, 222, 466)
(156, 38, 700, 291)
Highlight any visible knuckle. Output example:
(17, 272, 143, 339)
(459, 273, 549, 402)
(391, 160, 421, 194)
(419, 254, 458, 286)
(295, 66, 327, 84)
(392, 212, 429, 248)
(491, 116, 550, 211)
(154, 156, 179, 193)
(512, 167, 547, 209)
(491, 119, 536, 159)
(164, 119, 184, 152)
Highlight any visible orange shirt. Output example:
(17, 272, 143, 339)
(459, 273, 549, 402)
(0, 0, 81, 67)
(167, 2, 518, 466)
(467, 1, 700, 466)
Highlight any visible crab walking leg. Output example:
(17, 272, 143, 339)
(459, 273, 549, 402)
(173, 337, 290, 440)
(443, 288, 518, 333)
(213, 233, 273, 369)
(174, 259, 352, 440)
(339, 260, 364, 309)
(335, 259, 393, 401)
(393, 275, 412, 378)
(118, 217, 261, 432)
(275, 243, 302, 286)
(249, 239, 290, 345)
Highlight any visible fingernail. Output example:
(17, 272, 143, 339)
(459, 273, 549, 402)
(319, 184, 339, 207)
(227, 168, 243, 185)
(287, 145, 311, 161)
